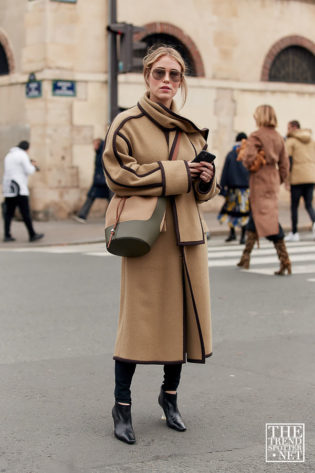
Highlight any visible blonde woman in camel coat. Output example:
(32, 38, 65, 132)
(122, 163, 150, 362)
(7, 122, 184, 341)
(103, 46, 219, 444)
(237, 104, 291, 275)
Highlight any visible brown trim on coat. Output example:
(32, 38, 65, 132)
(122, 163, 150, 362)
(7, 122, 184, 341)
(158, 103, 209, 139)
(112, 114, 162, 178)
(169, 129, 180, 160)
(113, 356, 185, 365)
(187, 352, 212, 363)
(189, 139, 197, 157)
(182, 248, 206, 362)
(171, 196, 181, 244)
(194, 206, 206, 245)
(117, 131, 132, 156)
(158, 161, 166, 196)
(113, 353, 212, 365)
(181, 246, 187, 363)
(171, 194, 205, 246)
(138, 102, 177, 132)
(179, 239, 205, 246)
(103, 166, 163, 190)
(202, 129, 209, 142)
(163, 130, 170, 148)
(184, 160, 192, 193)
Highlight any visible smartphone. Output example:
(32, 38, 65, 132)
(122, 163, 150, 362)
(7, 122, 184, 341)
(192, 150, 216, 164)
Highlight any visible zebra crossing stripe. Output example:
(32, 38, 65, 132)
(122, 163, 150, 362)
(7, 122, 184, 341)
(247, 265, 315, 276)
(208, 253, 315, 268)
(207, 240, 315, 275)
(208, 245, 315, 259)
(206, 241, 315, 252)
(9, 243, 109, 255)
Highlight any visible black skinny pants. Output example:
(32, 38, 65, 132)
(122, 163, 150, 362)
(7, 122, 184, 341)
(114, 360, 182, 404)
(290, 184, 315, 233)
(4, 196, 35, 238)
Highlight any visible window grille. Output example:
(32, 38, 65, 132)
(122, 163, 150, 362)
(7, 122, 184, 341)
(269, 46, 315, 84)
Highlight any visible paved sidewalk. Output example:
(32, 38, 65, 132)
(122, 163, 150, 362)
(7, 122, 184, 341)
(0, 205, 313, 248)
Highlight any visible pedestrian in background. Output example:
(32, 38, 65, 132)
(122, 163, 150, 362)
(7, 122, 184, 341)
(284, 120, 315, 242)
(2, 141, 44, 243)
(237, 105, 291, 275)
(73, 138, 111, 223)
(103, 46, 218, 444)
(217, 132, 250, 244)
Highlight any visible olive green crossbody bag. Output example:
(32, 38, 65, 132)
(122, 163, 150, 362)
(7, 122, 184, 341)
(105, 132, 181, 257)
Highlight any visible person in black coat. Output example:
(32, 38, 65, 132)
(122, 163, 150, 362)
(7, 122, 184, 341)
(74, 138, 111, 222)
(217, 132, 250, 244)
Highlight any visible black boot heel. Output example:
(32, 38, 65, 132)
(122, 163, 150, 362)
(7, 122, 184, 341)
(158, 388, 186, 432)
(112, 403, 136, 444)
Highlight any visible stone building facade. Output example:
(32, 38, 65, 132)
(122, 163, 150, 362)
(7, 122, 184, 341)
(0, 0, 315, 218)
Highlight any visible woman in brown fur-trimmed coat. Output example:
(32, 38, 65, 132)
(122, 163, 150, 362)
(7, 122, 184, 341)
(103, 47, 219, 444)
(237, 104, 291, 275)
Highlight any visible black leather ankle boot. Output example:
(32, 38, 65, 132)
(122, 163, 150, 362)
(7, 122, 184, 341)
(112, 402, 136, 444)
(158, 388, 186, 432)
(225, 227, 236, 242)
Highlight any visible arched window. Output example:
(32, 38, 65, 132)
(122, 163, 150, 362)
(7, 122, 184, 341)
(0, 42, 9, 75)
(133, 33, 196, 76)
(269, 46, 315, 84)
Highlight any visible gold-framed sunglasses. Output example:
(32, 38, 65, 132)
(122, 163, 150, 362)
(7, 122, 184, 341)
(151, 68, 182, 83)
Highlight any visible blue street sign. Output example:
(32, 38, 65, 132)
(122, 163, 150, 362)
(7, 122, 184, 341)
(52, 80, 76, 97)
(26, 80, 42, 98)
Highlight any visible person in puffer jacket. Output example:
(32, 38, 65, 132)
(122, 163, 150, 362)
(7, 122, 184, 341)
(285, 120, 315, 242)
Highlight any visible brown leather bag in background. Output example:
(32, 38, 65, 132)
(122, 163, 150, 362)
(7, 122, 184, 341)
(236, 138, 266, 172)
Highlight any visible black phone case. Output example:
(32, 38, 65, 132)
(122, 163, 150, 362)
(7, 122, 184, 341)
(192, 151, 216, 164)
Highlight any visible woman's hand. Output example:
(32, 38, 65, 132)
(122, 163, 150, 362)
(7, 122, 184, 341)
(188, 161, 214, 183)
(188, 161, 203, 179)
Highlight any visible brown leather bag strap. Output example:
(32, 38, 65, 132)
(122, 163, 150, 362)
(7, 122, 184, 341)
(107, 197, 127, 248)
(171, 131, 182, 161)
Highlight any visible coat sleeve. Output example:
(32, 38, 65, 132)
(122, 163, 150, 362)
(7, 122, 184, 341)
(103, 119, 191, 197)
(21, 154, 36, 176)
(193, 168, 220, 202)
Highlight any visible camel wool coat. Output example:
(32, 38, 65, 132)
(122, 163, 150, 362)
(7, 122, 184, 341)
(242, 127, 289, 237)
(103, 93, 219, 364)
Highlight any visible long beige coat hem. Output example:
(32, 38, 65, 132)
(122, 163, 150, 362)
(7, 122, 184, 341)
(113, 352, 213, 365)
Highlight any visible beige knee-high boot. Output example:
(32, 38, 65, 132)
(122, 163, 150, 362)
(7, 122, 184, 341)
(237, 231, 257, 269)
(273, 239, 292, 275)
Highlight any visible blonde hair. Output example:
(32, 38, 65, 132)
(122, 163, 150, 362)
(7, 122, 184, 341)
(254, 104, 278, 128)
(143, 45, 188, 107)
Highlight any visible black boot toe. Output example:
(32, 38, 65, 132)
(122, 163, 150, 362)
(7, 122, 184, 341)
(158, 388, 186, 432)
(112, 403, 136, 444)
